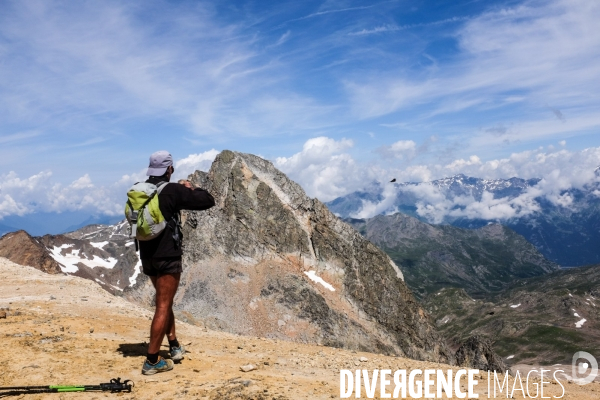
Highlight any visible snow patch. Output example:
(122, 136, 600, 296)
(83, 229, 103, 237)
(587, 298, 596, 307)
(574, 312, 581, 317)
(304, 270, 335, 291)
(388, 259, 404, 281)
(575, 318, 587, 328)
(569, 293, 573, 297)
(510, 303, 521, 308)
(48, 244, 117, 272)
(90, 241, 108, 249)
(81, 256, 118, 270)
(49, 244, 79, 273)
(506, 355, 515, 360)
(125, 241, 135, 247)
(128, 258, 142, 287)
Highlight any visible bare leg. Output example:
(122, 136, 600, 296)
(166, 309, 176, 341)
(148, 273, 180, 354)
(149, 276, 177, 343)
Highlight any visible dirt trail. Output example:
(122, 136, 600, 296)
(1, 257, 598, 399)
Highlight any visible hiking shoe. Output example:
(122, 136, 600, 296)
(142, 357, 174, 375)
(170, 345, 185, 362)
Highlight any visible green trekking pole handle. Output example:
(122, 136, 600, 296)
(50, 386, 86, 392)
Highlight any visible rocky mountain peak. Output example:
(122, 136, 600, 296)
(127, 150, 453, 363)
(0, 230, 61, 274)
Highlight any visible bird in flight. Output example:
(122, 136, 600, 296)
(390, 178, 396, 183)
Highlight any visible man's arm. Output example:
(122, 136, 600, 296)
(173, 184, 215, 211)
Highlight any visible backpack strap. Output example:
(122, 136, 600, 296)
(156, 181, 169, 194)
(168, 211, 182, 250)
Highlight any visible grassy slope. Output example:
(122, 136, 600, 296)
(423, 264, 600, 365)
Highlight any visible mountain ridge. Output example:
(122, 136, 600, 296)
(327, 172, 600, 266)
(343, 213, 558, 299)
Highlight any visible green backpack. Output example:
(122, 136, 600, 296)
(124, 182, 169, 241)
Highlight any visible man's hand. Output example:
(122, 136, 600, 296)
(177, 179, 193, 189)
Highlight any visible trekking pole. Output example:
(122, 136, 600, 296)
(0, 377, 133, 395)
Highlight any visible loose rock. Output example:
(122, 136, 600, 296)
(240, 364, 256, 372)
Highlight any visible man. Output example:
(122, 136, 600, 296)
(139, 150, 215, 375)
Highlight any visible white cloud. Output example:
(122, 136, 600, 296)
(0, 170, 122, 218)
(173, 149, 219, 181)
(275, 137, 353, 169)
(351, 183, 398, 219)
(352, 146, 600, 220)
(274, 137, 376, 201)
(1, 138, 599, 223)
(444, 155, 482, 170)
(376, 140, 417, 160)
(441, 147, 600, 185)
(349, 25, 399, 36)
(0, 151, 220, 220)
(0, 194, 28, 219)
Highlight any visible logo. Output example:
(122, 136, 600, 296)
(572, 351, 598, 385)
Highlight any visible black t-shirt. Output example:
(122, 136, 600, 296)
(138, 177, 215, 259)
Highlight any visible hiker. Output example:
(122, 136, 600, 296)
(131, 150, 215, 375)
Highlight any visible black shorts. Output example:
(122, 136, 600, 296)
(141, 257, 183, 277)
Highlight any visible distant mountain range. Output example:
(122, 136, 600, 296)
(327, 171, 600, 266)
(344, 213, 558, 299)
(0, 221, 138, 293)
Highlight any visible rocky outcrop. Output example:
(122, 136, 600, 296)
(455, 335, 507, 372)
(0, 230, 61, 274)
(125, 150, 454, 363)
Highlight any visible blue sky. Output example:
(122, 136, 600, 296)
(1, 0, 600, 226)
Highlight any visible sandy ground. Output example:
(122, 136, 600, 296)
(1, 257, 599, 399)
